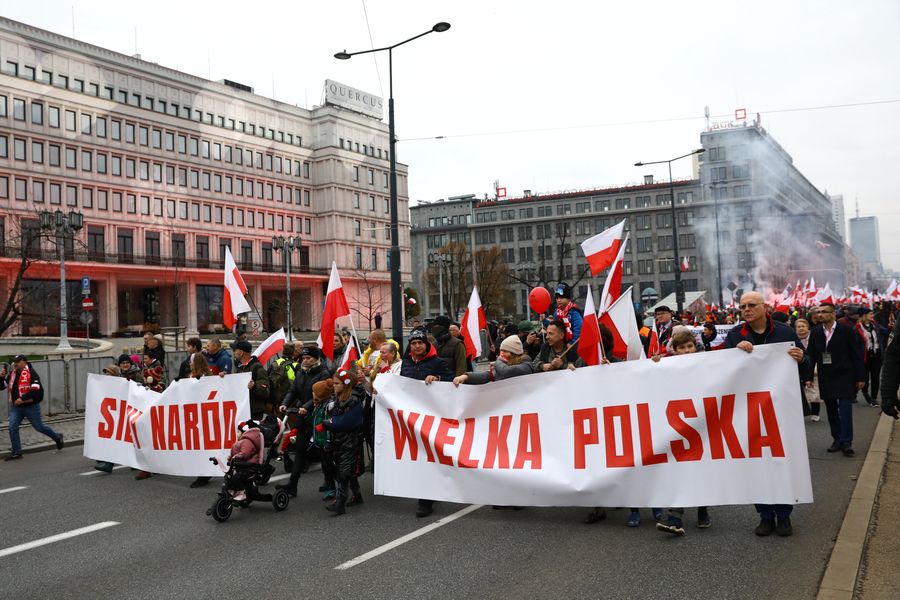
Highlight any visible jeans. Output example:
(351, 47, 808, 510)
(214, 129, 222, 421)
(756, 504, 793, 519)
(8, 403, 60, 455)
(823, 397, 854, 447)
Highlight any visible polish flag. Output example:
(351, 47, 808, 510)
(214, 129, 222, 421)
(253, 328, 286, 366)
(316, 262, 351, 359)
(580, 219, 625, 276)
(338, 336, 361, 372)
(460, 286, 487, 361)
(646, 318, 660, 358)
(577, 287, 603, 366)
(599, 287, 645, 361)
(223, 246, 251, 330)
(681, 256, 690, 272)
(887, 279, 899, 298)
(815, 282, 834, 305)
(598, 234, 628, 313)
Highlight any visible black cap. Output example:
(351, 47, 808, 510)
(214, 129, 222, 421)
(655, 305, 673, 314)
(301, 346, 321, 359)
(433, 315, 453, 328)
(554, 283, 572, 299)
(12, 354, 27, 363)
(858, 307, 872, 316)
(233, 340, 252, 353)
(409, 328, 429, 342)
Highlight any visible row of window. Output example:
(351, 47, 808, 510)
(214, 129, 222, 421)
(0, 95, 312, 181)
(1, 60, 306, 147)
(0, 175, 311, 234)
(470, 193, 697, 224)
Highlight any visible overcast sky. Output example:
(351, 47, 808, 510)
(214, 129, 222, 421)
(4, 0, 899, 269)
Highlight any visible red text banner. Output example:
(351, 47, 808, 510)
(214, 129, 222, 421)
(373, 343, 812, 507)
(83, 373, 251, 476)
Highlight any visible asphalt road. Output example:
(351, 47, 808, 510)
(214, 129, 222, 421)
(0, 400, 882, 600)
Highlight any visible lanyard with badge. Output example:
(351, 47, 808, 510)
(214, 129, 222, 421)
(823, 325, 834, 365)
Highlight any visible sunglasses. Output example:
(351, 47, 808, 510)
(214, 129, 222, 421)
(738, 303, 761, 309)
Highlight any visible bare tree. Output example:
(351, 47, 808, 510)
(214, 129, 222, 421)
(424, 242, 514, 320)
(472, 246, 515, 317)
(351, 261, 390, 329)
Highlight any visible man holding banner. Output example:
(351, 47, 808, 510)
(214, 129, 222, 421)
(724, 291, 809, 537)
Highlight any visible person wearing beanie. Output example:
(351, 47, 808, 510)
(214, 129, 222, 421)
(554, 283, 583, 343)
(276, 345, 330, 497)
(320, 369, 366, 515)
(232, 340, 270, 420)
(309, 379, 337, 500)
(400, 327, 454, 517)
(517, 320, 543, 361)
(453, 333, 534, 386)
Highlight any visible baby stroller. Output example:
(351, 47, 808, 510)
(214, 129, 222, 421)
(206, 416, 290, 522)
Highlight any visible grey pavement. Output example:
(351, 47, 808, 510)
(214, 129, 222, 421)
(0, 399, 889, 600)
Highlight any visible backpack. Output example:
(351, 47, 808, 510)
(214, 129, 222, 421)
(267, 358, 295, 403)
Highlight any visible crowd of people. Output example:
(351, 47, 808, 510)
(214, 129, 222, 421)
(8, 282, 900, 533)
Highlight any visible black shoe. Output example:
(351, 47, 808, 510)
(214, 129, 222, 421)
(584, 508, 607, 524)
(326, 501, 346, 516)
(755, 518, 776, 536)
(55, 433, 64, 450)
(416, 505, 434, 518)
(94, 461, 114, 473)
(775, 516, 793, 536)
(346, 494, 364, 507)
(275, 484, 297, 497)
(4, 453, 23, 462)
(190, 477, 211, 488)
(826, 442, 841, 453)
(841, 447, 855, 457)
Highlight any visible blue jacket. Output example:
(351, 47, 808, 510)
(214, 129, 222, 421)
(400, 341, 454, 382)
(203, 348, 233, 375)
(723, 317, 811, 379)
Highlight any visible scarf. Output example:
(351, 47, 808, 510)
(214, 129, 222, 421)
(555, 302, 579, 341)
(16, 366, 39, 400)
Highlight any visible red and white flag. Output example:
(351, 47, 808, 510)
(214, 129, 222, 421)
(460, 286, 487, 361)
(681, 256, 690, 272)
(338, 336, 361, 372)
(580, 219, 625, 276)
(253, 328, 286, 366)
(317, 261, 351, 359)
(223, 246, 251, 330)
(598, 234, 628, 313)
(577, 287, 603, 366)
(646, 317, 660, 358)
(815, 282, 834, 305)
(599, 287, 645, 361)
(887, 279, 899, 298)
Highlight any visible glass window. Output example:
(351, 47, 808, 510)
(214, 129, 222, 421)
(14, 138, 25, 160)
(32, 141, 43, 163)
(125, 123, 135, 143)
(0, 135, 6, 157)
(31, 102, 43, 124)
(65, 110, 76, 130)
(139, 126, 148, 146)
(49, 144, 60, 166)
(81, 113, 91, 134)
(111, 120, 121, 140)
(33, 180, 44, 203)
(65, 147, 77, 168)
(14, 98, 26, 120)
(81, 150, 92, 171)
(96, 117, 106, 137)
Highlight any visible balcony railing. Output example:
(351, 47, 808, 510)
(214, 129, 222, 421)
(0, 246, 326, 276)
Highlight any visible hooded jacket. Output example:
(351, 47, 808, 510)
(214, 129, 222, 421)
(400, 339, 454, 382)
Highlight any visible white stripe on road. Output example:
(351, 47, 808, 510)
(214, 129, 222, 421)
(268, 473, 290, 483)
(0, 521, 120, 558)
(80, 465, 128, 476)
(334, 504, 484, 570)
(0, 486, 28, 495)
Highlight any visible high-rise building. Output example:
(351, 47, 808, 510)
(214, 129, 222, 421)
(411, 117, 845, 319)
(0, 17, 409, 337)
(829, 193, 846, 241)
(849, 216, 881, 267)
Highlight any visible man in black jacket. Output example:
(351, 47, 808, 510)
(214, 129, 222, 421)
(724, 291, 808, 538)
(806, 302, 866, 457)
(880, 315, 900, 419)
(276, 346, 331, 496)
(2, 356, 63, 460)
(399, 328, 454, 516)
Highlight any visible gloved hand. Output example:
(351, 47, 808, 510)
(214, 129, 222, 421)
(882, 397, 900, 420)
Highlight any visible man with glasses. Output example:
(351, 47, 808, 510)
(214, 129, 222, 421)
(723, 291, 809, 537)
(806, 302, 866, 458)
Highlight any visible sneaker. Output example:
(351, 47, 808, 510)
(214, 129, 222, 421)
(346, 494, 364, 507)
(189, 477, 211, 488)
(627, 511, 641, 527)
(653, 508, 664, 522)
(656, 517, 685, 536)
(755, 518, 776, 536)
(326, 502, 346, 515)
(776, 516, 793, 536)
(810, 415, 820, 422)
(232, 491, 247, 502)
(584, 508, 607, 524)
(4, 453, 23, 462)
(416, 504, 434, 518)
(94, 461, 114, 474)
(697, 509, 711, 528)
(275, 483, 297, 497)
(322, 489, 336, 501)
(134, 470, 152, 480)
(55, 433, 64, 450)
(869, 402, 880, 408)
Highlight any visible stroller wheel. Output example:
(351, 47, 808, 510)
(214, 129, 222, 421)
(211, 496, 233, 522)
(272, 489, 290, 512)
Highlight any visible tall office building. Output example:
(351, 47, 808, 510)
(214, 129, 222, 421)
(829, 193, 846, 241)
(849, 216, 881, 267)
(0, 17, 409, 337)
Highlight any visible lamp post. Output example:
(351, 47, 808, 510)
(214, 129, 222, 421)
(272, 235, 301, 341)
(635, 149, 705, 315)
(709, 181, 726, 308)
(336, 21, 451, 346)
(39, 209, 84, 351)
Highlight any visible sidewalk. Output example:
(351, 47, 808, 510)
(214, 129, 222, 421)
(0, 411, 86, 457)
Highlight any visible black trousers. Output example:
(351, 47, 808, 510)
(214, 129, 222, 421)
(864, 353, 883, 401)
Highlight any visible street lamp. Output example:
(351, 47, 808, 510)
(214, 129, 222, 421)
(635, 148, 705, 315)
(708, 181, 726, 308)
(272, 235, 301, 341)
(336, 21, 451, 346)
(39, 209, 84, 351)
(428, 251, 453, 315)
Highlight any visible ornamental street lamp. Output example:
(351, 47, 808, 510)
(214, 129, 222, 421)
(336, 21, 451, 345)
(272, 235, 301, 341)
(39, 209, 84, 351)
(428, 251, 453, 315)
(635, 148, 705, 315)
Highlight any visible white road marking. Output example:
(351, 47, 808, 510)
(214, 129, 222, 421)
(0, 521, 120, 558)
(80, 465, 128, 476)
(334, 504, 484, 570)
(0, 486, 27, 495)
(267, 473, 290, 483)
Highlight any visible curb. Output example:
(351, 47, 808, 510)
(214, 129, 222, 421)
(0, 437, 85, 459)
(816, 415, 895, 600)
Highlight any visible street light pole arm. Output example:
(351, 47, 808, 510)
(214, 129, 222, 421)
(336, 28, 438, 59)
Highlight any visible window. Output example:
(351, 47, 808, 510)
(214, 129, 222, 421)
(97, 153, 107, 174)
(145, 232, 161, 264)
(31, 102, 43, 124)
(125, 123, 135, 143)
(0, 96, 6, 118)
(354, 220, 362, 236)
(87, 226, 105, 260)
(353, 166, 359, 182)
(81, 114, 91, 135)
(50, 183, 61, 204)
(355, 247, 363, 268)
(96, 117, 106, 137)
(657, 235, 673, 251)
(656, 213, 672, 228)
(635, 214, 652, 230)
(48, 106, 59, 128)
(32, 180, 44, 203)
(196, 236, 210, 266)
(65, 110, 76, 130)
(172, 234, 186, 265)
(15, 178, 26, 201)
(111, 155, 121, 176)
(152, 129, 161, 149)
(13, 98, 25, 120)
(81, 150, 92, 171)
(14, 138, 25, 161)
(111, 120, 121, 140)
(82, 188, 92, 208)
(65, 147, 77, 169)
(139, 126, 148, 146)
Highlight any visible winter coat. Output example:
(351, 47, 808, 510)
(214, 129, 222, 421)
(142, 359, 168, 393)
(807, 323, 867, 400)
(462, 357, 535, 384)
(722, 317, 811, 378)
(399, 341, 454, 382)
(5, 364, 43, 404)
(533, 342, 584, 372)
(434, 333, 468, 377)
(236, 356, 270, 417)
(203, 348, 233, 375)
(880, 318, 900, 404)
(120, 365, 145, 385)
(323, 386, 365, 479)
(230, 429, 263, 463)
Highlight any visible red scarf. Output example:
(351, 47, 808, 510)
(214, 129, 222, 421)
(555, 302, 579, 342)
(15, 366, 39, 400)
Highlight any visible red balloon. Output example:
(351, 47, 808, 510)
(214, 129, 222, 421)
(529, 287, 552, 314)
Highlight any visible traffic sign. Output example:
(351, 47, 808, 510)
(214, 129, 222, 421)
(82, 297, 94, 310)
(80, 311, 94, 325)
(81, 276, 91, 295)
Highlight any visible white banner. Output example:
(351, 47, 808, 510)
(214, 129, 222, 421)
(83, 373, 252, 476)
(374, 343, 812, 507)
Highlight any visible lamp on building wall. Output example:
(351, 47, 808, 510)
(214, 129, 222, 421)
(336, 21, 451, 345)
(635, 148, 705, 315)
(272, 235, 301, 341)
(39, 209, 84, 351)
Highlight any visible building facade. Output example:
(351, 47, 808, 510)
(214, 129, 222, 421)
(411, 118, 845, 319)
(0, 17, 409, 337)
